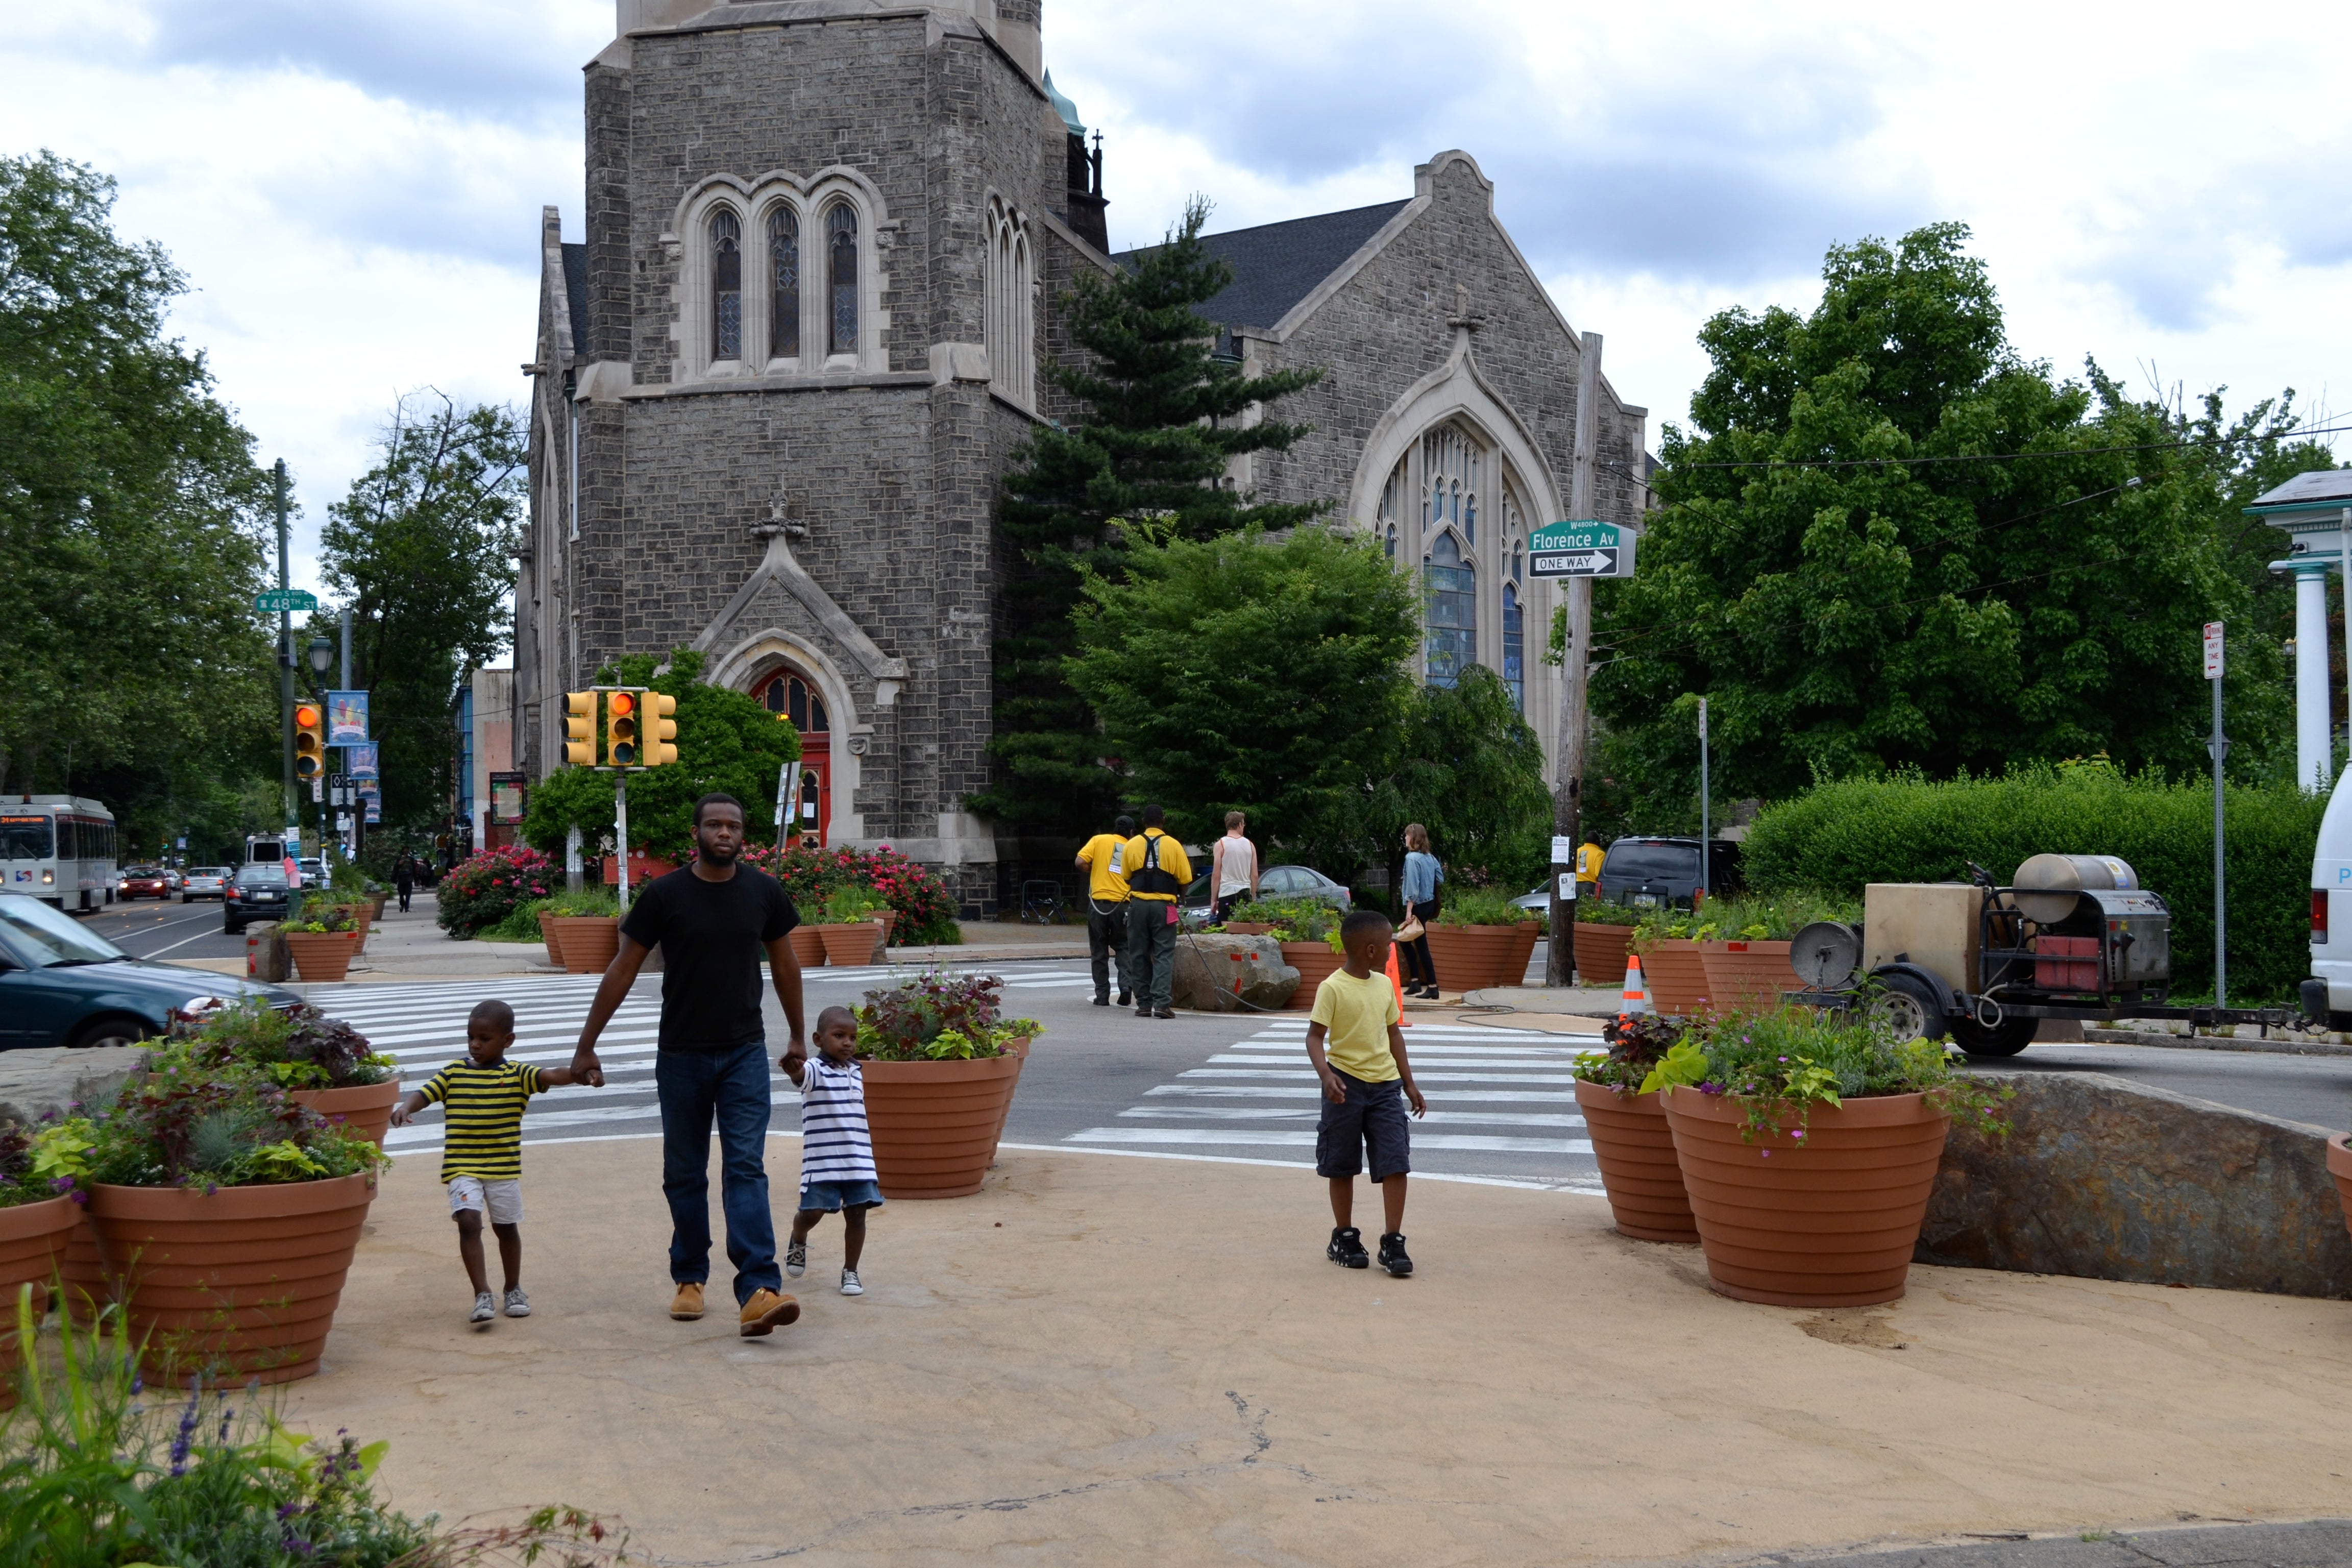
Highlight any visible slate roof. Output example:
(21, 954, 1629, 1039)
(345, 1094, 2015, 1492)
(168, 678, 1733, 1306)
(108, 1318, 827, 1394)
(2247, 468, 2352, 513)
(1116, 200, 1409, 334)
(560, 242, 588, 359)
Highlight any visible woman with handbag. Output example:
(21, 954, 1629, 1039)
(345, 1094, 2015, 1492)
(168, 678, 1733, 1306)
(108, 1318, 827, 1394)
(1396, 823, 1443, 999)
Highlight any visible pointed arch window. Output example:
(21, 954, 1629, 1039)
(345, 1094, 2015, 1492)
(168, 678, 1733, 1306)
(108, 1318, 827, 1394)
(1377, 455, 1410, 561)
(768, 207, 800, 360)
(826, 204, 858, 357)
(762, 672, 830, 735)
(1502, 582, 1525, 713)
(710, 209, 743, 361)
(985, 198, 1035, 404)
(1423, 424, 1479, 548)
(1424, 529, 1476, 688)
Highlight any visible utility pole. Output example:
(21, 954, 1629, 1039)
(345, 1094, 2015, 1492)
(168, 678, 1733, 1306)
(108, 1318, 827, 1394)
(1698, 697, 1710, 904)
(1547, 331, 1603, 987)
(2206, 621, 2228, 1008)
(276, 460, 297, 847)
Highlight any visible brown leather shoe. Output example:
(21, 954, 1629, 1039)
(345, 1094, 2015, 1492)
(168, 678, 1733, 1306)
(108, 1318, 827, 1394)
(739, 1287, 800, 1336)
(670, 1282, 705, 1320)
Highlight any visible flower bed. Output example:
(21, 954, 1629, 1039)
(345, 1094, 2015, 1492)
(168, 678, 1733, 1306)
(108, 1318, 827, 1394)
(742, 843, 959, 946)
(170, 1002, 401, 1148)
(433, 844, 559, 939)
(854, 973, 1041, 1197)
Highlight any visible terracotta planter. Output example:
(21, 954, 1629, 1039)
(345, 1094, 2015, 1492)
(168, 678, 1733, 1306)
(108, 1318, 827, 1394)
(1635, 939, 1711, 1015)
(1698, 940, 1795, 1014)
(788, 926, 826, 969)
(1574, 1081, 1697, 1242)
(537, 910, 565, 968)
(1573, 921, 1635, 987)
(0, 1195, 84, 1402)
(862, 1052, 1025, 1198)
(870, 910, 897, 946)
(87, 1172, 378, 1385)
(1221, 922, 1275, 936)
(2328, 1135, 2352, 1246)
(59, 1211, 109, 1325)
(1281, 943, 1346, 1009)
(332, 904, 372, 954)
(289, 1079, 402, 1148)
(553, 916, 620, 975)
(366, 893, 387, 921)
(1423, 923, 1540, 992)
(1660, 1088, 1951, 1307)
(817, 922, 883, 966)
(284, 930, 358, 983)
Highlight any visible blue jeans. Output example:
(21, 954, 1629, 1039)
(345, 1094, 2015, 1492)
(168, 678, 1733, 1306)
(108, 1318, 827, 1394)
(655, 1040, 782, 1305)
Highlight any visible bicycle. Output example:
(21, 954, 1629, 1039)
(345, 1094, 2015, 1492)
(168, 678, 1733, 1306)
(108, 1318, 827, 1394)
(1020, 879, 1066, 926)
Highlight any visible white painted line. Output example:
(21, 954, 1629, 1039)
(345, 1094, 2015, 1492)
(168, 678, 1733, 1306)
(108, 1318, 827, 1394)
(1142, 1084, 1578, 1103)
(1179, 1068, 1582, 1085)
(1067, 1128, 1593, 1154)
(1115, 1108, 1586, 1129)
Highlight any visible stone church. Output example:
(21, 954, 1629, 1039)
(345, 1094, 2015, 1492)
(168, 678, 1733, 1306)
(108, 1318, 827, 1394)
(519, 0, 1654, 912)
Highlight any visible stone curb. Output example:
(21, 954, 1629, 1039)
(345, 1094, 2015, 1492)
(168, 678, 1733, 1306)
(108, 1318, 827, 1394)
(2083, 1026, 2352, 1057)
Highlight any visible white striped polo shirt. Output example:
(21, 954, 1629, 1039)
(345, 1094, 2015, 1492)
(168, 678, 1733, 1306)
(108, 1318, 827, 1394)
(796, 1056, 877, 1184)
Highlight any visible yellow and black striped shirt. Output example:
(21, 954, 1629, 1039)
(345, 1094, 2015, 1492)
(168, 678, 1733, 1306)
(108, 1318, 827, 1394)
(417, 1059, 548, 1181)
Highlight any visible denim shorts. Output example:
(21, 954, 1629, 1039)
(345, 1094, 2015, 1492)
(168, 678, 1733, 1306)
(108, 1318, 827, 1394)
(1315, 1072, 1411, 1181)
(798, 1179, 885, 1213)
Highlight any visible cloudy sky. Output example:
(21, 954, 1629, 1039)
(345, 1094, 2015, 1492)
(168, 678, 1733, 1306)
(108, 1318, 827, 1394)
(6, 1, 2349, 607)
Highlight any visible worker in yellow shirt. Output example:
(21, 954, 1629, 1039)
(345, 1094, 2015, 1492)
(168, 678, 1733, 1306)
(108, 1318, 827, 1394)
(1576, 838, 1604, 901)
(1121, 804, 1193, 1020)
(1075, 813, 1135, 1009)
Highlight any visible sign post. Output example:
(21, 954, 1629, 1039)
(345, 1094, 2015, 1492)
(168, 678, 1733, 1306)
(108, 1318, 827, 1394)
(1698, 698, 1710, 904)
(1547, 329, 1611, 988)
(2206, 622, 2228, 1009)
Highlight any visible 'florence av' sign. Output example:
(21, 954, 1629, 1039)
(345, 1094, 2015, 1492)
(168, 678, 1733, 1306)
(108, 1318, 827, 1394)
(1529, 520, 1637, 578)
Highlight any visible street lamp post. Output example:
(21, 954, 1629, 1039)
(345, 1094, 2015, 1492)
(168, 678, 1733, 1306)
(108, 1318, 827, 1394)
(307, 638, 334, 860)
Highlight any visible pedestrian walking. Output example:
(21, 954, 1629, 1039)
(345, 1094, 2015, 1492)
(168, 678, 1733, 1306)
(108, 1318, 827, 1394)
(1576, 837, 1603, 902)
(784, 1004, 881, 1298)
(1121, 804, 1191, 1020)
(1075, 814, 1136, 1008)
(1397, 823, 1444, 999)
(394, 854, 416, 914)
(1306, 909, 1426, 1278)
(1210, 811, 1258, 921)
(388, 998, 596, 1324)
(569, 792, 808, 1337)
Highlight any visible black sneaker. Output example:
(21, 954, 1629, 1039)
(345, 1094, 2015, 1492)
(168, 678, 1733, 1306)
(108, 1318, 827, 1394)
(1092, 995, 1110, 1007)
(1117, 993, 1133, 1007)
(1136, 1007, 1152, 1018)
(1378, 1232, 1413, 1277)
(1327, 1227, 1369, 1268)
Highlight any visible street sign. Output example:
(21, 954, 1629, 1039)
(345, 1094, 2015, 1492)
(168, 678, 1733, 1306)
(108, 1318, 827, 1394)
(1529, 520, 1637, 578)
(2203, 621, 2224, 679)
(255, 589, 318, 614)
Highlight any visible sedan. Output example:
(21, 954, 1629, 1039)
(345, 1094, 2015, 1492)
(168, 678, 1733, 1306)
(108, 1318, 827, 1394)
(0, 892, 299, 1049)
(1181, 863, 1353, 927)
(223, 865, 295, 933)
(180, 867, 230, 901)
(119, 866, 172, 901)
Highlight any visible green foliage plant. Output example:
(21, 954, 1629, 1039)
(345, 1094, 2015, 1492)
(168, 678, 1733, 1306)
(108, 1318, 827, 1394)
(0, 1122, 92, 1208)
(1362, 665, 1554, 895)
(1680, 889, 1861, 942)
(1576, 895, 1647, 927)
(477, 888, 619, 943)
(821, 885, 888, 923)
(1431, 886, 1540, 927)
(1571, 1012, 1688, 1094)
(1219, 895, 1341, 944)
(853, 972, 1040, 1062)
(71, 1052, 386, 1190)
(166, 999, 395, 1091)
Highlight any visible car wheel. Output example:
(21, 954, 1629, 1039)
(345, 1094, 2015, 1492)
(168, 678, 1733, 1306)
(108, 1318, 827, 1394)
(1864, 971, 1947, 1043)
(70, 1014, 152, 1050)
(1949, 1014, 2037, 1057)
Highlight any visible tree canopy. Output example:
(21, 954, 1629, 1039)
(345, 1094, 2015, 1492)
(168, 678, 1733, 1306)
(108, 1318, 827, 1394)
(1368, 666, 1552, 893)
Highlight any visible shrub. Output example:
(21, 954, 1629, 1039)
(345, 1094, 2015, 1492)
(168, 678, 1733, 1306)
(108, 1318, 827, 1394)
(1577, 895, 1647, 926)
(433, 845, 558, 939)
(1742, 763, 2326, 1001)
(1432, 886, 1539, 926)
(854, 972, 1040, 1061)
(740, 844, 959, 945)
(1682, 889, 1862, 942)
(478, 888, 617, 943)
(1220, 894, 1340, 943)
(169, 1000, 395, 1090)
(72, 1055, 386, 1189)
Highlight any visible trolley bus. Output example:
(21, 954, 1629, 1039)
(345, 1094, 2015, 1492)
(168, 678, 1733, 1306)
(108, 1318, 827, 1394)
(0, 796, 118, 912)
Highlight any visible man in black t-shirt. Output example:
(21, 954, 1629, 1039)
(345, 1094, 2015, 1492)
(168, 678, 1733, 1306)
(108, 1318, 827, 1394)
(571, 793, 807, 1337)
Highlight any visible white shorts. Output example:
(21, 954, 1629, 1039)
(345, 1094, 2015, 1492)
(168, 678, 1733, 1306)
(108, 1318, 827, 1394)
(446, 1176, 523, 1226)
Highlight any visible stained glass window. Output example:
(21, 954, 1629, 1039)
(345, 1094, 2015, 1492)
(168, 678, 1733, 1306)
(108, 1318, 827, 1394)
(827, 205, 857, 356)
(762, 673, 829, 734)
(768, 207, 799, 360)
(1502, 582, 1524, 713)
(1425, 529, 1476, 688)
(710, 209, 742, 361)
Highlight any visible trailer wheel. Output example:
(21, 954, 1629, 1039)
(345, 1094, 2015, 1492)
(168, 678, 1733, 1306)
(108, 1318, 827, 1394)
(1867, 972, 1947, 1043)
(1950, 1016, 2036, 1057)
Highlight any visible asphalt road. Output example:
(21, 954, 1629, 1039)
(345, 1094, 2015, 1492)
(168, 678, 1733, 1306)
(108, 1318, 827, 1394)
(78, 894, 253, 963)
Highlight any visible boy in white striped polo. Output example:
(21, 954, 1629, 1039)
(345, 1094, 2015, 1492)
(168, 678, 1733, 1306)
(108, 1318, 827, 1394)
(784, 1005, 881, 1295)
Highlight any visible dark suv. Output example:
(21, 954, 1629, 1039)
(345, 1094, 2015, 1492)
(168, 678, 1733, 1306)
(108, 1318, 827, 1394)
(1595, 837, 1742, 912)
(223, 864, 292, 933)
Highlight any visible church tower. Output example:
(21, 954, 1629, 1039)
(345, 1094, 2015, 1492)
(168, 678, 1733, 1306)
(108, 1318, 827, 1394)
(520, 0, 1117, 913)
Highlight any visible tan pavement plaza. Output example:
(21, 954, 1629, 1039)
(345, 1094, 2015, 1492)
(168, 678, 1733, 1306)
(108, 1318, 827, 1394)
(276, 1132, 2352, 1567)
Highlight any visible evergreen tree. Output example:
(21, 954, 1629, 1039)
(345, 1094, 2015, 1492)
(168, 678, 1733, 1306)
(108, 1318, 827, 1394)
(972, 197, 1327, 830)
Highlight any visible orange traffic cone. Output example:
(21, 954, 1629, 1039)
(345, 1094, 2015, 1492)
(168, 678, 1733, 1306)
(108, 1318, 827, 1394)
(1385, 944, 1412, 1024)
(1620, 951, 1651, 1016)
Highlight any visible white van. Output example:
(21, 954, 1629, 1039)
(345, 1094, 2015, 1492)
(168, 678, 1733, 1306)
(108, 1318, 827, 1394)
(2305, 774, 2352, 1025)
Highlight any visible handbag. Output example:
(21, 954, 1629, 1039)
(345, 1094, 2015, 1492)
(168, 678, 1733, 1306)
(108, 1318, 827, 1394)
(1394, 913, 1425, 943)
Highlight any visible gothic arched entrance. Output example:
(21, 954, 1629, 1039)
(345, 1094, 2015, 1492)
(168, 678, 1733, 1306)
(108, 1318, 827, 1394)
(758, 667, 832, 847)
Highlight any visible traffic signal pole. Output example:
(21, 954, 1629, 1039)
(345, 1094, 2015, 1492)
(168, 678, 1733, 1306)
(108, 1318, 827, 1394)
(275, 460, 298, 848)
(1546, 332, 1602, 987)
(615, 774, 630, 914)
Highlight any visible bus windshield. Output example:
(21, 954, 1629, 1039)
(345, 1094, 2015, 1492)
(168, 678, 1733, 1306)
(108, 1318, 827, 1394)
(0, 817, 53, 860)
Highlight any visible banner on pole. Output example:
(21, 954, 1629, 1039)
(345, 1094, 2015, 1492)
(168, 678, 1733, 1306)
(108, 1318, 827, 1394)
(349, 744, 379, 779)
(326, 692, 370, 745)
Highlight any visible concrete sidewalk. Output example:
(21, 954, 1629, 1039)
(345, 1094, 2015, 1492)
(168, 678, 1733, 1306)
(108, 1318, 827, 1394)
(285, 1137, 2352, 1567)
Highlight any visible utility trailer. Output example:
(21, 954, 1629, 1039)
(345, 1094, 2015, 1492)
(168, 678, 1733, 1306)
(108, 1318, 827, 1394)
(1786, 855, 2303, 1058)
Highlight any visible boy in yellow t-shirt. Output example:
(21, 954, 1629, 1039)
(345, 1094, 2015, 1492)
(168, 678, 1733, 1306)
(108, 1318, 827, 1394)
(1305, 909, 1428, 1277)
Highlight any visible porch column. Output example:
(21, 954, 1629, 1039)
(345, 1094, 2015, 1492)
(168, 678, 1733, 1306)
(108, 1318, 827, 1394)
(2294, 560, 2334, 792)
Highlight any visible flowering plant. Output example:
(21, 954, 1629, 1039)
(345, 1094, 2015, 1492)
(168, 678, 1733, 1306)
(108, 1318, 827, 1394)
(1570, 1011, 1687, 1093)
(853, 971, 1040, 1062)
(740, 843, 959, 945)
(69, 1053, 387, 1190)
(0, 1119, 95, 1208)
(433, 844, 558, 938)
(167, 1000, 396, 1090)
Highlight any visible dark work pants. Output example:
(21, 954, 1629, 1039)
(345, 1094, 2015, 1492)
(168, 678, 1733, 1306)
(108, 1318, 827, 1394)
(1125, 900, 1179, 1010)
(1399, 899, 1440, 989)
(1088, 899, 1130, 1001)
(655, 1040, 782, 1305)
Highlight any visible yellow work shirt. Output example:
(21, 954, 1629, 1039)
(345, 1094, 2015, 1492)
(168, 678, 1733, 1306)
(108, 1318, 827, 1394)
(1577, 842, 1604, 881)
(1309, 967, 1402, 1082)
(1076, 832, 1130, 901)
(1121, 829, 1191, 901)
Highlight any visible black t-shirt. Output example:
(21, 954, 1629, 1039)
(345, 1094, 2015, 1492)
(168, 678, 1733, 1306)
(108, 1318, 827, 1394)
(619, 866, 799, 1050)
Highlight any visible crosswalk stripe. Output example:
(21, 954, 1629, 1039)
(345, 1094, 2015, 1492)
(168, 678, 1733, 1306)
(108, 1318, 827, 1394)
(1116, 1108, 1586, 1128)
(1068, 1129, 1594, 1155)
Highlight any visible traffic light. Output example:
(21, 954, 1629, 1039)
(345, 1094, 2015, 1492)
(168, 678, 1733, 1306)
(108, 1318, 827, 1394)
(563, 691, 598, 767)
(642, 692, 679, 766)
(605, 689, 639, 767)
(293, 701, 326, 780)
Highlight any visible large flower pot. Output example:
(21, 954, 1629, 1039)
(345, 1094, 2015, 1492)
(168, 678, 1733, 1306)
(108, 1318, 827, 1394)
(284, 931, 358, 983)
(818, 922, 883, 967)
(2328, 1136, 2352, 1245)
(59, 1212, 110, 1325)
(87, 1172, 378, 1386)
(1573, 1082, 1697, 1242)
(1222, 922, 1275, 936)
(1698, 940, 1796, 1014)
(289, 1080, 403, 1148)
(1660, 1088, 1951, 1307)
(862, 1053, 1025, 1198)
(1573, 921, 1635, 987)
(0, 1195, 84, 1404)
(788, 926, 826, 969)
(870, 910, 897, 946)
(537, 910, 565, 968)
(1281, 943, 1346, 1009)
(1424, 923, 1541, 992)
(553, 916, 620, 975)
(332, 904, 372, 955)
(1636, 939, 1710, 1015)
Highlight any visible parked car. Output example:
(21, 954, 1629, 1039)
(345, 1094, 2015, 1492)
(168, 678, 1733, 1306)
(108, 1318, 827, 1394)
(223, 863, 295, 934)
(179, 867, 230, 901)
(118, 866, 172, 901)
(1591, 836, 1742, 912)
(0, 892, 299, 1049)
(297, 856, 326, 889)
(1181, 863, 1354, 928)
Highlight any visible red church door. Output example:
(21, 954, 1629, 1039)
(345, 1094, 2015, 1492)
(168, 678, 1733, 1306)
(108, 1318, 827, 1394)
(761, 670, 832, 848)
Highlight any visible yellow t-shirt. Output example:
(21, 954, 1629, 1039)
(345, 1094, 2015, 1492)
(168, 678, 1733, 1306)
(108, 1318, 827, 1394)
(1076, 832, 1130, 900)
(1309, 967, 1402, 1083)
(1121, 829, 1192, 902)
(1577, 842, 1604, 880)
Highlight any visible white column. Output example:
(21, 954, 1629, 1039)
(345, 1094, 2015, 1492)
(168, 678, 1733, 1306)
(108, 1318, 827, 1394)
(2297, 562, 2333, 791)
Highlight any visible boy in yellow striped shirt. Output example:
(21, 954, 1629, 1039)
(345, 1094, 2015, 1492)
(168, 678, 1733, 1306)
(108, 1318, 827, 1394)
(389, 998, 594, 1325)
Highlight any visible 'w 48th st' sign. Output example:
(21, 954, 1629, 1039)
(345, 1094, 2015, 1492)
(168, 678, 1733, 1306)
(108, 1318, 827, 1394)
(1528, 520, 1638, 579)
